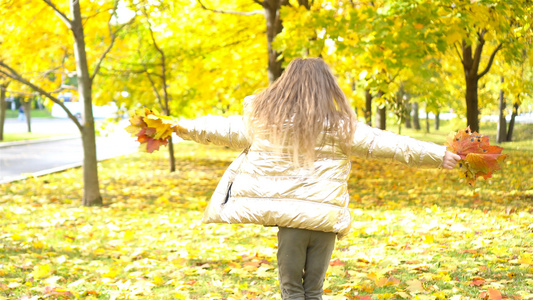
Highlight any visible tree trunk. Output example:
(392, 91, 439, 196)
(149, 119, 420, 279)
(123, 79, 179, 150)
(412, 102, 420, 130)
(434, 111, 440, 130)
(465, 75, 480, 132)
(0, 85, 6, 141)
(264, 0, 283, 83)
(23, 99, 31, 133)
(497, 76, 507, 143)
(425, 110, 430, 133)
(72, 1, 102, 206)
(81, 127, 102, 206)
(365, 89, 372, 126)
(163, 102, 176, 173)
(506, 102, 519, 142)
(461, 36, 501, 133)
(376, 105, 386, 130)
(405, 102, 412, 129)
(167, 136, 176, 171)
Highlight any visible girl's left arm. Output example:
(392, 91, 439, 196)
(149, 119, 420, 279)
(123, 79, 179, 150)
(176, 115, 251, 150)
(351, 122, 446, 168)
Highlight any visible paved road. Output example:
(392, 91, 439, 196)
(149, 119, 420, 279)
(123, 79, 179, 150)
(0, 118, 139, 183)
(3, 117, 81, 135)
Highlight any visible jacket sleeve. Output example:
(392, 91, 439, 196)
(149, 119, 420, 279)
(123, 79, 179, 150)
(177, 115, 251, 150)
(351, 122, 446, 168)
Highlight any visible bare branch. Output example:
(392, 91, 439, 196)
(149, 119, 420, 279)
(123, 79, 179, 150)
(477, 28, 487, 40)
(42, 0, 73, 29)
(139, 53, 164, 111)
(453, 42, 463, 64)
(91, 0, 136, 82)
(49, 85, 78, 94)
(141, 7, 169, 113)
(471, 30, 487, 74)
(145, 67, 164, 112)
(252, 0, 265, 7)
(105, 68, 157, 75)
(197, 0, 264, 16)
(478, 43, 503, 79)
(82, 4, 117, 22)
(0, 61, 83, 131)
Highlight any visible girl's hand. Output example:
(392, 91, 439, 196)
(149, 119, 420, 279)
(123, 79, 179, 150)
(173, 122, 187, 137)
(442, 150, 461, 169)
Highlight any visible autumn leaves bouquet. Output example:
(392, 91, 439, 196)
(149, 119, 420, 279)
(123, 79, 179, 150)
(126, 109, 507, 186)
(125, 108, 182, 153)
(444, 127, 507, 186)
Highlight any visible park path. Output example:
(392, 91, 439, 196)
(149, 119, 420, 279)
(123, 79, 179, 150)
(0, 118, 139, 184)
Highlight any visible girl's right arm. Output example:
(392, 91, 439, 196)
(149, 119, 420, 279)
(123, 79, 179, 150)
(175, 115, 251, 150)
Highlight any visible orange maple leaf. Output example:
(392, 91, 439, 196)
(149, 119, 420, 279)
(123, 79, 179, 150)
(479, 288, 503, 300)
(445, 126, 507, 186)
(468, 277, 486, 286)
(329, 258, 346, 266)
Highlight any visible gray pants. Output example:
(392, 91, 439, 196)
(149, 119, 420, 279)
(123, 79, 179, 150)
(277, 227, 337, 300)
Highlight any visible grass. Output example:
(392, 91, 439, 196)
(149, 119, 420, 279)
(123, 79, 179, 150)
(4, 109, 53, 119)
(1, 109, 62, 142)
(0, 132, 73, 143)
(0, 136, 532, 299)
(387, 118, 533, 152)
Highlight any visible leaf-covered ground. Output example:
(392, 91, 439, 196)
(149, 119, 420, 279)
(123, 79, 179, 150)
(1, 141, 532, 300)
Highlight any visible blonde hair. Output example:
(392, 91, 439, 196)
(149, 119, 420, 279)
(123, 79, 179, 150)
(246, 57, 356, 165)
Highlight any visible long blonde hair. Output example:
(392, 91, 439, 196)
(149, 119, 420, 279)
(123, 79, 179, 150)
(246, 57, 356, 165)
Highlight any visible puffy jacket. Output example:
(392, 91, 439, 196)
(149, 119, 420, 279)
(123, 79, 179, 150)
(177, 103, 446, 238)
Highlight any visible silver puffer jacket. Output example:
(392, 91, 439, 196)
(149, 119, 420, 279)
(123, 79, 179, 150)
(177, 101, 446, 238)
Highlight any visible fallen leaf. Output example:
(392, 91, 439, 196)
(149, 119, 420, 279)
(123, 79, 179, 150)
(480, 288, 503, 300)
(469, 277, 486, 286)
(407, 279, 427, 294)
(330, 258, 346, 266)
(43, 286, 74, 297)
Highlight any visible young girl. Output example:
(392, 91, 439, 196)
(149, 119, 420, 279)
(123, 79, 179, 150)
(174, 57, 460, 299)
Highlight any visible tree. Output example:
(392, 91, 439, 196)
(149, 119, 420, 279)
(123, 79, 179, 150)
(459, 31, 502, 133)
(0, 0, 133, 206)
(274, 1, 454, 131)
(0, 79, 8, 141)
(0, 74, 11, 141)
(497, 75, 506, 143)
(122, 2, 178, 172)
(437, 0, 532, 133)
(107, 0, 266, 119)
(198, 0, 316, 83)
(491, 50, 533, 142)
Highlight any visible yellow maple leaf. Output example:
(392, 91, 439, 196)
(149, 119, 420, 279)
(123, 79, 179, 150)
(519, 253, 533, 265)
(102, 268, 119, 279)
(446, 31, 463, 44)
(32, 264, 52, 279)
(153, 275, 165, 286)
(145, 114, 176, 140)
(423, 234, 435, 244)
(407, 279, 426, 294)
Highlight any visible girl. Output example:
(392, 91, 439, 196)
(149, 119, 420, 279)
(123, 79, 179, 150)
(174, 57, 460, 299)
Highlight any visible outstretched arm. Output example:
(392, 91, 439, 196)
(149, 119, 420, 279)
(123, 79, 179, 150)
(175, 115, 251, 150)
(442, 151, 461, 169)
(351, 122, 453, 168)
